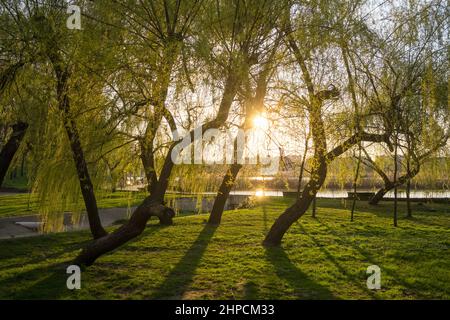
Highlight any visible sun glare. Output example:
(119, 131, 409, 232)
(255, 189, 265, 197)
(253, 115, 269, 129)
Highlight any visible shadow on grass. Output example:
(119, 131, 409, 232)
(262, 202, 268, 234)
(404, 214, 450, 229)
(151, 224, 217, 299)
(316, 218, 443, 299)
(243, 281, 259, 299)
(0, 223, 164, 272)
(0, 224, 169, 299)
(0, 238, 91, 272)
(0, 262, 72, 299)
(299, 225, 377, 299)
(264, 246, 336, 299)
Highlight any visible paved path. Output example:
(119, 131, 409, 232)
(0, 207, 136, 240)
(0, 194, 250, 240)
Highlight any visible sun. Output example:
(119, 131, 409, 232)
(255, 189, 265, 197)
(253, 114, 269, 129)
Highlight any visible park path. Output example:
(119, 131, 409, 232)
(0, 191, 249, 240)
(0, 206, 135, 240)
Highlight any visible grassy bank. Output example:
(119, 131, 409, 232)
(0, 198, 448, 299)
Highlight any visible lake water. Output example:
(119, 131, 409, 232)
(119, 184, 449, 199)
(227, 189, 450, 199)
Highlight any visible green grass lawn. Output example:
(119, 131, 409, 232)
(0, 197, 449, 299)
(0, 191, 206, 218)
(1, 175, 29, 191)
(0, 191, 148, 218)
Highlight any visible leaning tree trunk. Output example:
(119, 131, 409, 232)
(369, 183, 394, 205)
(53, 65, 107, 239)
(263, 125, 392, 247)
(140, 142, 158, 194)
(263, 36, 340, 245)
(62, 115, 108, 239)
(263, 162, 326, 246)
(263, 30, 346, 246)
(207, 54, 273, 226)
(263, 81, 328, 246)
(369, 165, 420, 206)
(208, 163, 242, 225)
(0, 122, 28, 186)
(74, 69, 241, 267)
(74, 196, 175, 266)
(262, 103, 391, 247)
(74, 142, 178, 266)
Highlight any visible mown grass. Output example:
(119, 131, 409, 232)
(0, 191, 207, 218)
(1, 175, 29, 191)
(0, 191, 147, 218)
(0, 197, 448, 299)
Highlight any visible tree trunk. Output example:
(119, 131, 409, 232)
(264, 33, 381, 245)
(311, 195, 317, 218)
(350, 147, 362, 221)
(263, 168, 325, 246)
(0, 122, 28, 187)
(393, 134, 398, 227)
(297, 133, 309, 200)
(263, 96, 327, 246)
(263, 162, 326, 246)
(406, 179, 412, 218)
(20, 151, 26, 177)
(63, 116, 108, 239)
(264, 125, 392, 247)
(208, 49, 275, 225)
(369, 184, 393, 205)
(405, 126, 412, 218)
(140, 142, 158, 194)
(368, 155, 420, 206)
(53, 65, 107, 239)
(74, 196, 175, 266)
(262, 33, 391, 244)
(74, 68, 241, 267)
(208, 163, 242, 225)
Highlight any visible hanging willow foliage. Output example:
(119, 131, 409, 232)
(33, 113, 83, 233)
(31, 86, 131, 233)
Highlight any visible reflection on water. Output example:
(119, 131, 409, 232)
(230, 190, 283, 197)
(127, 184, 449, 199)
(229, 189, 450, 199)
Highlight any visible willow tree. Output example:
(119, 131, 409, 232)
(74, 0, 274, 266)
(0, 122, 28, 186)
(364, 62, 449, 207)
(263, 0, 393, 246)
(208, 1, 283, 226)
(0, 2, 32, 187)
(354, 0, 450, 209)
(2, 0, 123, 238)
(95, 0, 206, 195)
